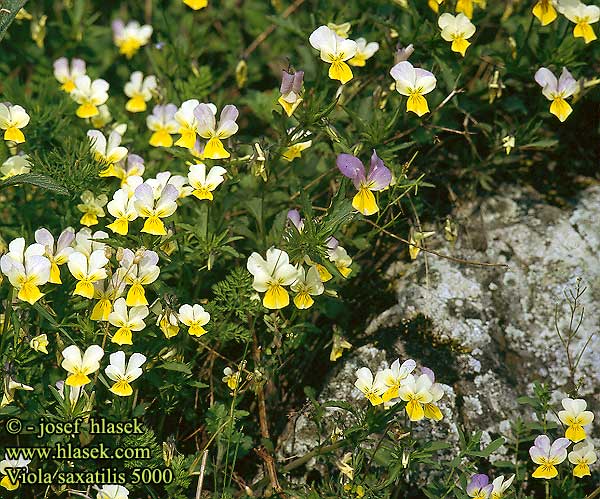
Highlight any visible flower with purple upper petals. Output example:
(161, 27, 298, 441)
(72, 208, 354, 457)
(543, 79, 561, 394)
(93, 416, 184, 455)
(529, 434, 571, 479)
(534, 67, 578, 122)
(112, 19, 153, 59)
(287, 209, 304, 232)
(278, 71, 304, 117)
(466, 474, 493, 499)
(336, 150, 392, 216)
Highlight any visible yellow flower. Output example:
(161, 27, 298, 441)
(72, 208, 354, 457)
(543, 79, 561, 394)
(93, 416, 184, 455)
(568, 441, 596, 478)
(390, 61, 437, 117)
(438, 13, 476, 57)
(61, 344, 104, 387)
(247, 248, 299, 309)
(309, 25, 358, 84)
(184, 0, 208, 10)
(290, 266, 324, 309)
(105, 351, 146, 397)
(354, 367, 386, 406)
(108, 298, 149, 346)
(70, 75, 109, 118)
(124, 71, 157, 113)
(533, 0, 558, 25)
(222, 367, 241, 390)
(30, 334, 49, 354)
(563, 2, 599, 43)
(53, 57, 86, 93)
(178, 304, 211, 336)
(282, 129, 312, 162)
(558, 397, 594, 442)
(67, 250, 108, 299)
(112, 20, 153, 58)
(77, 190, 108, 227)
(330, 333, 352, 361)
(535, 67, 578, 122)
(0, 103, 30, 144)
(348, 38, 379, 67)
(398, 374, 434, 421)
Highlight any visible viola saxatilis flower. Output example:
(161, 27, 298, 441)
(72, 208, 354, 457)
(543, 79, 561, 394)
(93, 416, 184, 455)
(194, 103, 239, 159)
(282, 129, 312, 162)
(178, 304, 211, 336)
(247, 247, 299, 309)
(421, 367, 445, 420)
(108, 298, 149, 345)
(124, 71, 157, 113)
(1, 377, 34, 408)
(53, 57, 86, 93)
(34, 227, 75, 284)
(309, 25, 358, 84)
(68, 249, 109, 299)
(279, 70, 304, 116)
(0, 453, 31, 490)
(533, 0, 558, 25)
(147, 104, 178, 147)
(1, 154, 31, 179)
(174, 99, 205, 149)
(348, 38, 379, 66)
(184, 0, 208, 9)
(71, 75, 109, 119)
(30, 333, 49, 354)
(529, 434, 570, 479)
(0, 238, 50, 305)
(490, 474, 515, 499)
(466, 474, 493, 499)
(455, 0, 485, 19)
(87, 129, 128, 178)
(187, 163, 227, 200)
(105, 351, 146, 396)
(113, 154, 145, 185)
(326, 237, 353, 278)
(223, 367, 241, 390)
(330, 333, 352, 361)
(568, 441, 596, 478)
(90, 275, 125, 322)
(438, 13, 476, 56)
(337, 150, 392, 216)
(77, 190, 108, 227)
(290, 265, 324, 309)
(133, 182, 179, 236)
(112, 20, 153, 58)
(157, 309, 180, 339)
(558, 397, 594, 442)
(398, 373, 434, 421)
(106, 189, 138, 235)
(61, 344, 104, 387)
(118, 249, 160, 306)
(563, 1, 599, 43)
(535, 67, 578, 122)
(354, 367, 386, 406)
(390, 61, 437, 116)
(380, 359, 416, 402)
(96, 485, 129, 499)
(0, 103, 30, 144)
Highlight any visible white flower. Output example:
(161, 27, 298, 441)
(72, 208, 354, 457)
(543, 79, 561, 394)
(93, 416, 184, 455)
(112, 19, 153, 58)
(390, 61, 437, 116)
(108, 297, 149, 345)
(118, 249, 160, 306)
(97, 484, 130, 499)
(178, 304, 211, 337)
(194, 104, 239, 159)
(1, 377, 34, 408)
(380, 358, 416, 402)
(348, 37, 379, 66)
(61, 344, 104, 387)
(438, 13, 476, 56)
(0, 238, 50, 304)
(87, 129, 128, 178)
(534, 67, 578, 122)
(174, 99, 207, 149)
(71, 75, 109, 118)
(247, 248, 299, 309)
(309, 25, 358, 84)
(1, 155, 31, 179)
(53, 57, 86, 93)
(491, 474, 515, 499)
(133, 182, 179, 236)
(124, 71, 157, 112)
(34, 227, 75, 284)
(397, 373, 434, 421)
(106, 189, 138, 235)
(147, 104, 178, 147)
(72, 228, 108, 257)
(187, 163, 227, 200)
(0, 103, 30, 143)
(290, 266, 324, 309)
(105, 351, 146, 397)
(568, 441, 597, 478)
(67, 249, 108, 299)
(355, 367, 386, 406)
(0, 452, 31, 490)
(563, 1, 599, 43)
(558, 397, 594, 442)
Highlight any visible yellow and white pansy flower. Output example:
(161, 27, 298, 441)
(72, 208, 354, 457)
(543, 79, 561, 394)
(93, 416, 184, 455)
(72, 228, 108, 257)
(194, 103, 239, 159)
(97, 485, 130, 499)
(77, 190, 108, 227)
(354, 367, 386, 406)
(124, 71, 157, 113)
(390, 61, 437, 117)
(0, 453, 31, 491)
(0, 103, 30, 144)
(113, 154, 145, 185)
(455, 0, 485, 19)
(34, 227, 75, 284)
(348, 38, 379, 67)
(71, 75, 109, 119)
(53, 57, 86, 93)
(147, 104, 178, 147)
(309, 25, 358, 84)
(562, 1, 599, 43)
(67, 249, 109, 299)
(534, 67, 578, 122)
(421, 367, 445, 421)
(90, 275, 126, 322)
(330, 333, 352, 361)
(290, 265, 324, 309)
(327, 21, 351, 38)
(558, 397, 594, 442)
(87, 129, 128, 178)
(490, 474, 515, 499)
(30, 333, 49, 354)
(282, 129, 312, 162)
(178, 304, 211, 337)
(380, 358, 416, 402)
(438, 13, 476, 56)
(278, 70, 304, 117)
(133, 182, 179, 236)
(174, 99, 206, 149)
(568, 441, 596, 478)
(118, 249, 160, 306)
(108, 297, 149, 345)
(533, 0, 558, 25)
(187, 163, 227, 200)
(0, 154, 31, 179)
(0, 238, 51, 304)
(112, 19, 153, 58)
(1, 377, 34, 408)
(157, 309, 180, 339)
(397, 373, 434, 421)
(105, 351, 146, 397)
(222, 367, 241, 390)
(247, 247, 300, 309)
(326, 238, 353, 278)
(529, 434, 570, 479)
(61, 344, 104, 387)
(107, 188, 138, 235)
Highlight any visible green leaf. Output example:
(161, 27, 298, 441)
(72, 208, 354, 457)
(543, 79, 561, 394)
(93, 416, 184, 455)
(158, 362, 193, 375)
(467, 437, 505, 458)
(0, 173, 69, 195)
(0, 0, 27, 42)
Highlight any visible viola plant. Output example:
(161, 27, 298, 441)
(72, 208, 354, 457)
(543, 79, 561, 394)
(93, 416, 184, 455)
(0, 0, 598, 498)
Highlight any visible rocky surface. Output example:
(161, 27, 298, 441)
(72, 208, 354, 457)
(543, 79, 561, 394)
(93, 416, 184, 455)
(279, 184, 600, 461)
